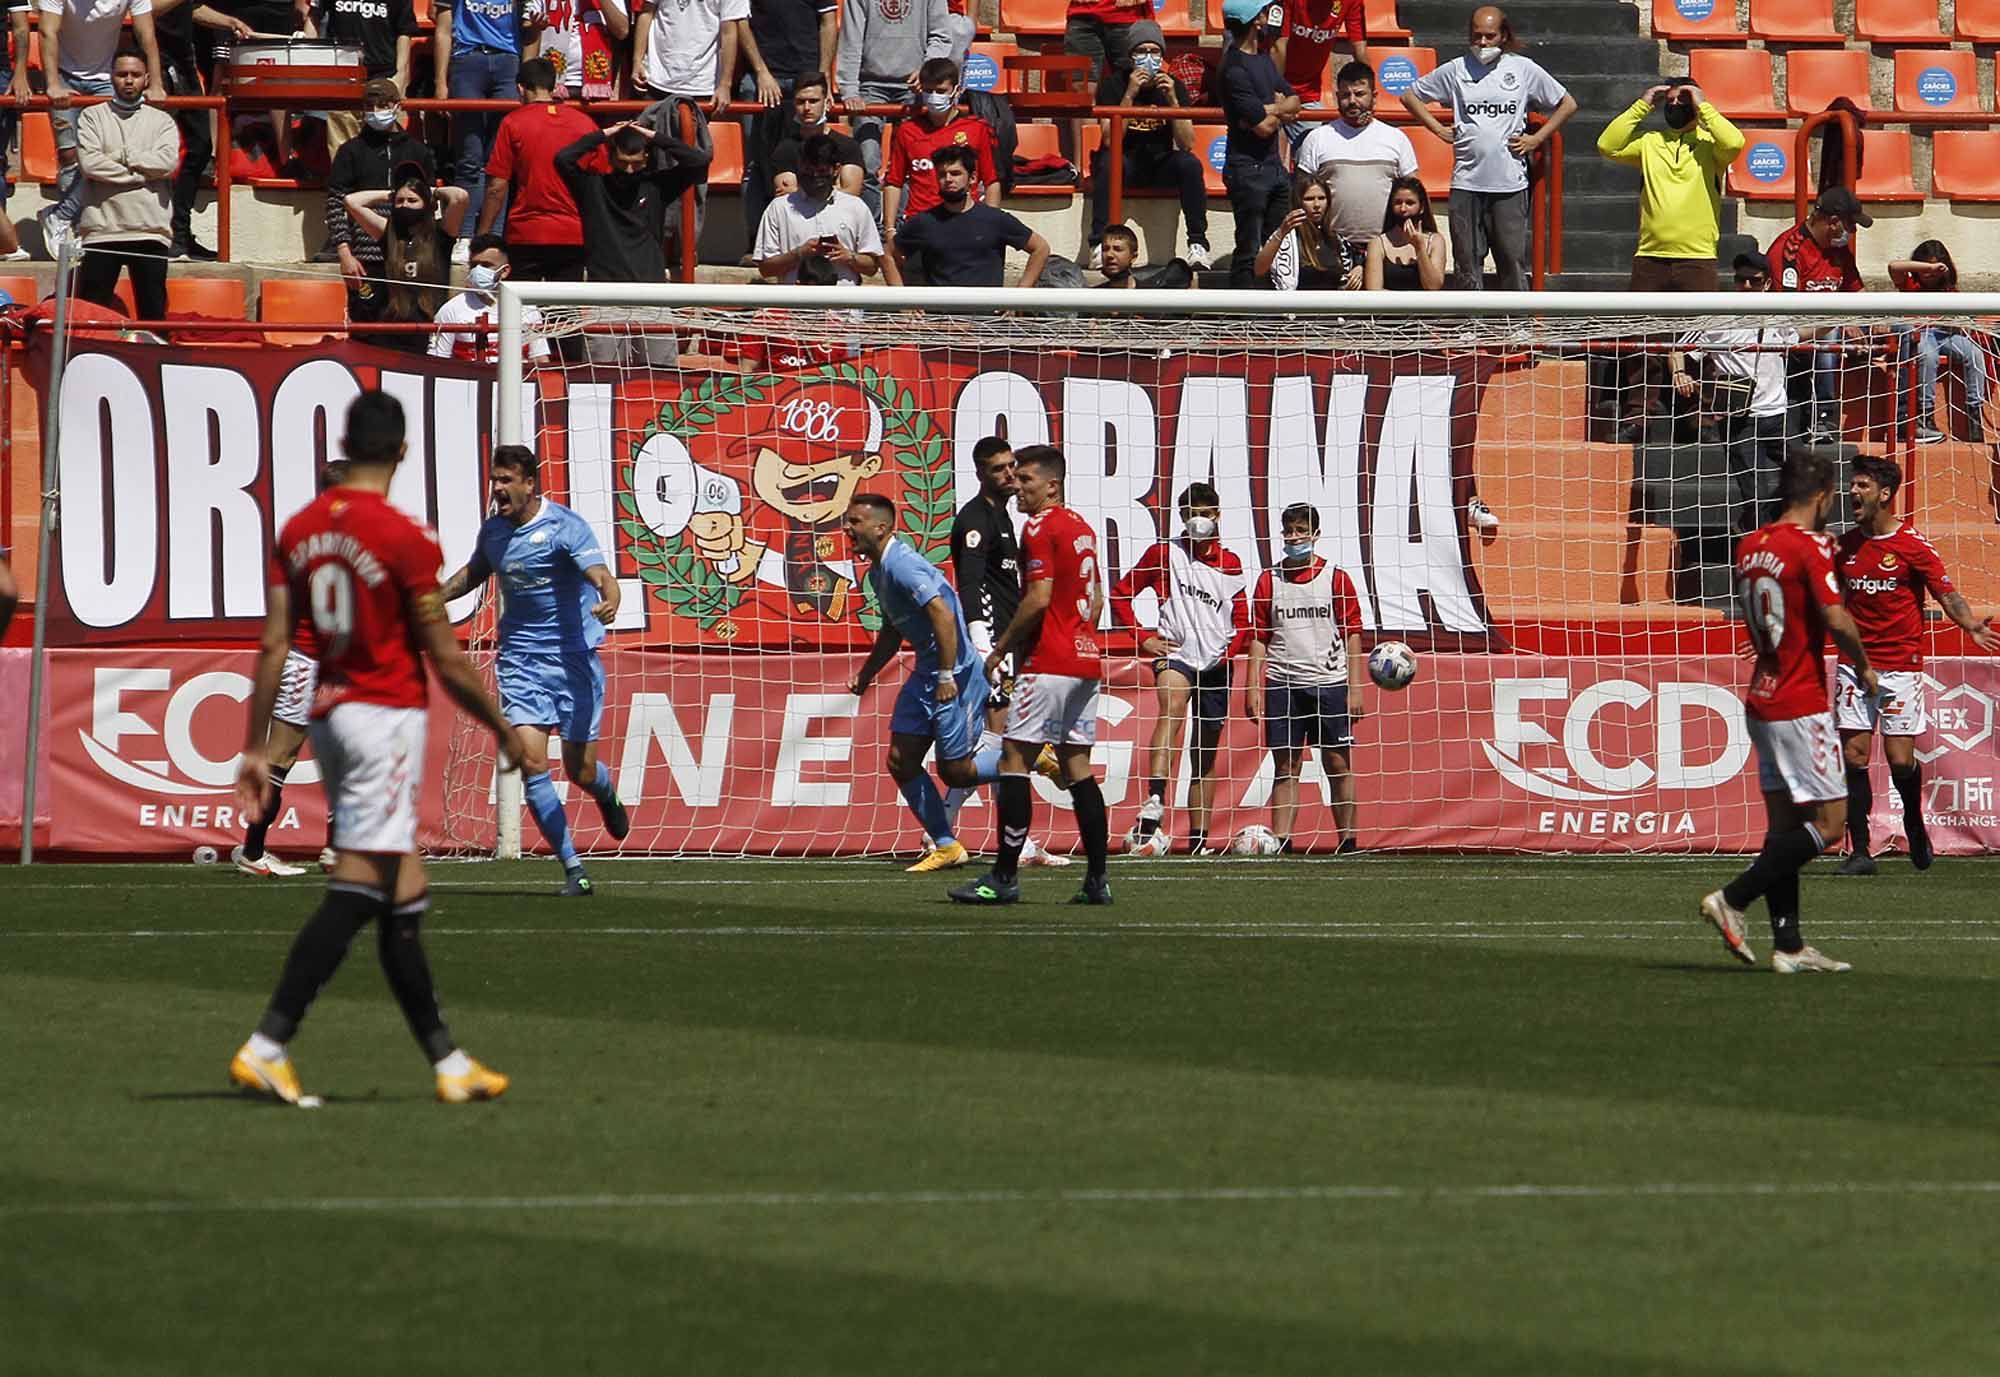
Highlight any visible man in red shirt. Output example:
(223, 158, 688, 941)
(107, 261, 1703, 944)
(1270, 0, 1369, 146)
(474, 58, 599, 285)
(229, 391, 524, 1108)
(1768, 185, 1867, 444)
(1701, 449, 1877, 973)
(951, 445, 1113, 906)
(1833, 454, 2000, 875)
(882, 57, 1001, 230)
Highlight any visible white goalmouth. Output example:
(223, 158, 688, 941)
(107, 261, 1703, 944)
(440, 284, 2000, 861)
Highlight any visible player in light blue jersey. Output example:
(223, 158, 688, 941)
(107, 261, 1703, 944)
(440, 445, 629, 895)
(844, 494, 1005, 873)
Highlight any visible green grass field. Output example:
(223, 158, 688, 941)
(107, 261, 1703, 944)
(6, 855, 2000, 1375)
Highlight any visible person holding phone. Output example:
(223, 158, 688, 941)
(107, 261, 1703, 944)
(754, 132, 883, 285)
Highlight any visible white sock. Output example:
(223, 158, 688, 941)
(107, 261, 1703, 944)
(943, 785, 972, 828)
(434, 1049, 473, 1076)
(247, 1032, 286, 1063)
(1022, 837, 1043, 861)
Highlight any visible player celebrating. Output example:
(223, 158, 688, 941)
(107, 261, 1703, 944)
(1700, 450, 1877, 974)
(229, 391, 520, 1106)
(1242, 503, 1366, 852)
(439, 445, 630, 896)
(1114, 481, 1248, 856)
(1833, 455, 2000, 874)
(950, 446, 1113, 906)
(845, 494, 1001, 871)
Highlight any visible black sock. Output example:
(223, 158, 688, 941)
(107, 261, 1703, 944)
(994, 775, 1032, 883)
(1069, 777, 1110, 881)
(1723, 823, 1827, 911)
(1891, 762, 1925, 836)
(243, 763, 291, 862)
(1138, 778, 1166, 837)
(1845, 766, 1872, 855)
(1278, 838, 1295, 855)
(256, 882, 380, 1043)
(1187, 828, 1206, 854)
(377, 893, 456, 1063)
(1767, 873, 1803, 952)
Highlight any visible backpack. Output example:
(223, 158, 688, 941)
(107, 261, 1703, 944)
(964, 90, 1019, 193)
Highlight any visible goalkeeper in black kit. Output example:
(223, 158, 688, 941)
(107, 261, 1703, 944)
(937, 436, 1067, 866)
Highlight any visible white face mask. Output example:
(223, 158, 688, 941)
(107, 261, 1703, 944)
(1185, 515, 1219, 541)
(1283, 540, 1315, 561)
(1472, 44, 1503, 65)
(467, 264, 502, 292)
(922, 90, 958, 117)
(365, 108, 400, 131)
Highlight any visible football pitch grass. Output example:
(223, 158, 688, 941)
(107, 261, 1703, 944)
(6, 855, 2000, 1376)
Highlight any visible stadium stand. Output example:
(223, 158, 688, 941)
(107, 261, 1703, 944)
(1364, 0, 1411, 41)
(706, 122, 744, 189)
(1855, 0, 1949, 43)
(998, 0, 1067, 38)
(258, 278, 349, 344)
(1894, 49, 1981, 114)
(1785, 48, 1874, 116)
(1727, 133, 1801, 201)
(1855, 128, 1923, 202)
(1960, 0, 2000, 42)
(963, 43, 1024, 94)
(1690, 48, 1782, 118)
(1651, 0, 1748, 42)
(1153, 0, 1200, 38)
(1748, 0, 1844, 43)
(1930, 129, 2000, 202)
(166, 278, 247, 318)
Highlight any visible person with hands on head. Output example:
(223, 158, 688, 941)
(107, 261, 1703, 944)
(1086, 19, 1209, 272)
(325, 78, 435, 330)
(344, 163, 467, 353)
(1364, 174, 1446, 290)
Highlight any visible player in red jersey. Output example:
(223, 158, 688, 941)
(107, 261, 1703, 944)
(1832, 455, 2000, 875)
(1701, 450, 1877, 973)
(228, 392, 524, 1107)
(950, 445, 1113, 906)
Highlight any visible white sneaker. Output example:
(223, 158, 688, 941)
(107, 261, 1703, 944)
(231, 844, 308, 878)
(1124, 796, 1166, 852)
(1772, 945, 1852, 974)
(0, 246, 29, 262)
(318, 847, 338, 873)
(1021, 837, 1073, 867)
(1698, 890, 1756, 966)
(1467, 497, 1500, 531)
(1185, 243, 1212, 270)
(39, 210, 73, 264)
(451, 238, 471, 266)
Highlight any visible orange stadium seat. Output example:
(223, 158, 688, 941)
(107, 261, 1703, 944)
(1652, 0, 1747, 41)
(1364, 0, 1411, 41)
(1894, 49, 1980, 113)
(1855, 0, 1947, 42)
(167, 278, 247, 318)
(20, 113, 56, 182)
(1854, 128, 1922, 201)
(1193, 125, 1227, 196)
(1009, 122, 1075, 196)
(1373, 47, 1436, 99)
(1690, 48, 1781, 118)
(962, 43, 1021, 94)
(1411, 125, 1452, 198)
(1728, 132, 1801, 200)
(0, 275, 39, 308)
(1929, 129, 2000, 201)
(999, 0, 1067, 36)
(706, 120, 743, 187)
(1749, 0, 1843, 42)
(1150, 0, 1199, 38)
(1786, 48, 1873, 115)
(1959, 0, 2000, 41)
(260, 278, 349, 345)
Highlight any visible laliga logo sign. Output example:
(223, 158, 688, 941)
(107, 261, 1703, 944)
(1481, 678, 1748, 802)
(81, 667, 320, 795)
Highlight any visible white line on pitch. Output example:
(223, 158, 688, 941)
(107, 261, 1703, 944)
(2, 926, 1995, 942)
(9, 1179, 2000, 1220)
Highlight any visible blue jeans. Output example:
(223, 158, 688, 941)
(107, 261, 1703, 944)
(1224, 155, 1288, 288)
(51, 73, 115, 225)
(1893, 324, 1989, 423)
(450, 47, 520, 232)
(738, 70, 795, 247)
(850, 80, 912, 221)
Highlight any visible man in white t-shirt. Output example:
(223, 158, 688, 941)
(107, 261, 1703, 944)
(1296, 60, 1415, 281)
(39, 0, 165, 253)
(430, 235, 554, 365)
(754, 133, 883, 285)
(1401, 4, 1574, 291)
(635, 0, 745, 103)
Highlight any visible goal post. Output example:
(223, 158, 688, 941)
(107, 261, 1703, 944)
(465, 283, 2000, 860)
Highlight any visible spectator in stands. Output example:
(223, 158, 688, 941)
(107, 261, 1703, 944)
(1768, 185, 1866, 444)
(208, 0, 311, 176)
(430, 233, 553, 363)
(892, 143, 1048, 287)
(313, 0, 418, 159)
(836, 0, 952, 217)
(636, 0, 743, 106)
(1364, 174, 1445, 290)
(1296, 61, 1413, 280)
(736, 0, 834, 242)
(556, 118, 712, 361)
(345, 161, 468, 353)
(771, 73, 864, 197)
(1254, 169, 1349, 291)
(0, 12, 24, 260)
(150, 0, 212, 260)
(540, 0, 632, 105)
(1094, 222, 1197, 290)
(1669, 251, 1797, 529)
(474, 57, 596, 286)
(1087, 20, 1210, 273)
(1063, 0, 1143, 85)
(436, 0, 530, 256)
(1596, 78, 1744, 442)
(1889, 240, 1985, 446)
(39, 0, 166, 258)
(755, 131, 882, 285)
(1218, 0, 1300, 289)
(1402, 4, 1574, 292)
(327, 78, 435, 328)
(74, 50, 177, 320)
(1271, 0, 1368, 148)
(882, 57, 999, 231)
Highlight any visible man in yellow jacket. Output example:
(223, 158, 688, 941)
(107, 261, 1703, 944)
(1597, 78, 1746, 442)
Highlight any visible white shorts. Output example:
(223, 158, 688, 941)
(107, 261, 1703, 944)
(308, 702, 426, 854)
(1748, 712, 1846, 805)
(1834, 664, 1927, 737)
(273, 650, 319, 729)
(1004, 672, 1100, 747)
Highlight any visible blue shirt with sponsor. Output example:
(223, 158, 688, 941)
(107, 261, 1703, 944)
(869, 538, 979, 679)
(451, 0, 522, 56)
(469, 499, 608, 655)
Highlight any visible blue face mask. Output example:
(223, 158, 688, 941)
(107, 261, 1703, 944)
(1283, 540, 1315, 561)
(1134, 52, 1164, 74)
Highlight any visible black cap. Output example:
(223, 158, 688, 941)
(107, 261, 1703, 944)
(1732, 250, 1771, 277)
(1813, 185, 1874, 228)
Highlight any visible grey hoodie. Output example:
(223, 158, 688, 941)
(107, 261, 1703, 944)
(837, 0, 954, 94)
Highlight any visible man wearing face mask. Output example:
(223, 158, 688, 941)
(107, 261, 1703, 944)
(429, 235, 553, 364)
(1768, 186, 1868, 444)
(881, 56, 999, 232)
(1402, 4, 1575, 291)
(1597, 78, 1745, 442)
(754, 132, 883, 285)
(326, 78, 436, 329)
(73, 50, 179, 320)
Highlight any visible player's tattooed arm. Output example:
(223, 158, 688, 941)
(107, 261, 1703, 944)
(1940, 591, 2000, 650)
(848, 620, 904, 697)
(1822, 604, 1880, 697)
(235, 583, 297, 816)
(584, 564, 622, 625)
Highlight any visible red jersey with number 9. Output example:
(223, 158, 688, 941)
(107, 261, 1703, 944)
(270, 487, 443, 716)
(1735, 519, 1842, 722)
(1021, 503, 1104, 679)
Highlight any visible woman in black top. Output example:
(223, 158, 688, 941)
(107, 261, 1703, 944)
(1365, 175, 1447, 291)
(1252, 169, 1350, 291)
(346, 165, 469, 353)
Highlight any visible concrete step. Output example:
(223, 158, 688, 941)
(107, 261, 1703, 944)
(1397, 0, 1643, 39)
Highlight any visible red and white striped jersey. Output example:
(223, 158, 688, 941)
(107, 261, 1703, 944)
(1111, 539, 1248, 670)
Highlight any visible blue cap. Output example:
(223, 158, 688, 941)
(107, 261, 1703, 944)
(1222, 0, 1270, 25)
